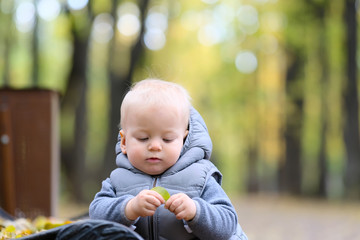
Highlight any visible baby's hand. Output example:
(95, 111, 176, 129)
(125, 189, 165, 220)
(165, 193, 196, 221)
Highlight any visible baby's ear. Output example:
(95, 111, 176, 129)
(184, 130, 189, 139)
(119, 130, 127, 154)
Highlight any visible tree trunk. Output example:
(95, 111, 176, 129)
(343, 0, 360, 199)
(279, 49, 304, 195)
(101, 0, 150, 180)
(32, 0, 39, 87)
(61, 6, 91, 203)
(317, 62, 328, 197)
(1, 2, 14, 86)
(247, 145, 259, 192)
(317, 8, 329, 198)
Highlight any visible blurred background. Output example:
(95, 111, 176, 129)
(0, 0, 359, 215)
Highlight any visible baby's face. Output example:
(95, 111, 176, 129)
(120, 104, 188, 175)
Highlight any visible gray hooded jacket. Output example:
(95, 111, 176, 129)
(89, 108, 247, 240)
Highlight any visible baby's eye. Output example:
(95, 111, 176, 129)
(163, 138, 174, 143)
(138, 137, 148, 142)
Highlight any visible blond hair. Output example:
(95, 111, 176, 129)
(120, 79, 191, 128)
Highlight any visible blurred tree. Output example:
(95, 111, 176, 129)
(300, 0, 331, 197)
(343, 0, 360, 199)
(316, 2, 329, 197)
(31, 0, 39, 87)
(101, 0, 150, 181)
(278, 1, 306, 195)
(247, 145, 259, 193)
(61, 2, 93, 202)
(278, 0, 336, 197)
(0, 1, 14, 86)
(279, 46, 304, 195)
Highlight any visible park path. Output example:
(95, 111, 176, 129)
(233, 194, 360, 240)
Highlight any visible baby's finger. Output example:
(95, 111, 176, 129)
(168, 198, 183, 213)
(148, 190, 166, 204)
(164, 195, 177, 209)
(175, 210, 187, 220)
(147, 197, 162, 209)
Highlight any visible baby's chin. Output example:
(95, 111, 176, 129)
(134, 165, 167, 176)
(146, 169, 167, 176)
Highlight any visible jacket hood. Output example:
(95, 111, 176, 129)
(115, 107, 213, 172)
(181, 107, 212, 159)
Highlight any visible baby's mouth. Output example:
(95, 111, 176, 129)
(146, 157, 161, 162)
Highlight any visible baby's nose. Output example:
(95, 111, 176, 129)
(148, 140, 162, 151)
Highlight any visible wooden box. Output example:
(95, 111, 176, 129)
(0, 89, 59, 218)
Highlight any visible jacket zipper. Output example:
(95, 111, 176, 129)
(152, 178, 158, 188)
(149, 177, 158, 240)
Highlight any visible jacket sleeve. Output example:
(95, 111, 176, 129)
(89, 178, 136, 226)
(187, 176, 238, 240)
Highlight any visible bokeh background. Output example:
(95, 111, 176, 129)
(0, 0, 359, 214)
